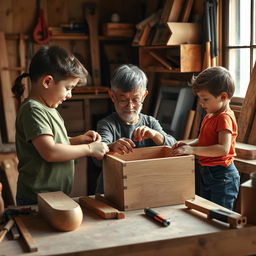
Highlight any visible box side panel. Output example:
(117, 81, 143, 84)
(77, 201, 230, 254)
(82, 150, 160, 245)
(108, 146, 170, 161)
(103, 156, 124, 210)
(123, 155, 195, 210)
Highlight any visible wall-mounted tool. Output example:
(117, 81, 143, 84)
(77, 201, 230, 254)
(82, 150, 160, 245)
(33, 0, 50, 44)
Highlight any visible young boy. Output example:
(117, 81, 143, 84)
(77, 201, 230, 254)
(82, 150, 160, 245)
(171, 66, 240, 210)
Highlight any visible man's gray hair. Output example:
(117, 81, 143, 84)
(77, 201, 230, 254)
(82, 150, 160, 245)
(110, 64, 148, 92)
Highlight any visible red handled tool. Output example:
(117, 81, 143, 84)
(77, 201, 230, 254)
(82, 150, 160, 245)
(33, 0, 50, 44)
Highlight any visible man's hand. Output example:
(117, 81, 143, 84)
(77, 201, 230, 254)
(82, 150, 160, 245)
(133, 126, 156, 141)
(133, 126, 164, 145)
(109, 138, 135, 155)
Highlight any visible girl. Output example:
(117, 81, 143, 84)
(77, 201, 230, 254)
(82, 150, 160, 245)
(12, 46, 109, 206)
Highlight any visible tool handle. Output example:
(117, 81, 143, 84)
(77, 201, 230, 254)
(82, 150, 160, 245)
(144, 208, 170, 227)
(0, 219, 15, 242)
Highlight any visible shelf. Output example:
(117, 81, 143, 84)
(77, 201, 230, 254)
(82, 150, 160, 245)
(139, 44, 202, 73)
(50, 33, 132, 41)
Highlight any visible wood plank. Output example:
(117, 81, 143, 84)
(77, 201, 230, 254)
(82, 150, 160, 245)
(167, 22, 201, 45)
(160, 0, 185, 22)
(84, 1, 101, 86)
(148, 51, 173, 70)
(14, 216, 38, 252)
(180, 0, 194, 22)
(237, 63, 256, 143)
(0, 32, 16, 143)
(183, 109, 195, 140)
(185, 196, 246, 228)
(1, 157, 18, 206)
(235, 142, 256, 160)
(248, 112, 256, 144)
(18, 34, 29, 101)
(79, 196, 125, 219)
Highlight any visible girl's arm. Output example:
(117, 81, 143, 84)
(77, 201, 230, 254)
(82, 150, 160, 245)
(69, 130, 101, 145)
(173, 130, 232, 157)
(32, 134, 108, 162)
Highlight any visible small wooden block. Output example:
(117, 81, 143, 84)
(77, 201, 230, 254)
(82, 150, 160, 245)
(79, 196, 125, 219)
(235, 142, 256, 160)
(38, 191, 83, 231)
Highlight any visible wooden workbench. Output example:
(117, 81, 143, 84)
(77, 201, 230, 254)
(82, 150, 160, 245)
(1, 197, 256, 256)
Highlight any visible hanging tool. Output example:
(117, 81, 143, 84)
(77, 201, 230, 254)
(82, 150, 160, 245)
(33, 0, 50, 44)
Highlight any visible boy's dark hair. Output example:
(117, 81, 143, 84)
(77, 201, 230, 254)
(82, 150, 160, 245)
(12, 45, 88, 99)
(110, 64, 148, 92)
(191, 66, 235, 98)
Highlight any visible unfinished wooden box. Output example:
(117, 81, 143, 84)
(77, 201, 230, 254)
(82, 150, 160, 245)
(103, 146, 195, 211)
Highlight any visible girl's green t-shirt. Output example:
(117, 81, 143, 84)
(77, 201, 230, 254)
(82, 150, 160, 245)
(15, 98, 74, 202)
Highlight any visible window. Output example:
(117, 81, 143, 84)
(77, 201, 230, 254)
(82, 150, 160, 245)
(224, 0, 256, 97)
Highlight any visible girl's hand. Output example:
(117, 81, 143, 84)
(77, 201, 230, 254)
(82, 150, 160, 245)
(83, 130, 102, 143)
(110, 138, 135, 155)
(88, 142, 109, 160)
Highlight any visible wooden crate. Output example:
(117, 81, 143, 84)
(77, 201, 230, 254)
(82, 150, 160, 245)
(139, 44, 202, 73)
(103, 146, 195, 211)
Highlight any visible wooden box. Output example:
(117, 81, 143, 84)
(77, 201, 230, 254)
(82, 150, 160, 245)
(103, 146, 195, 211)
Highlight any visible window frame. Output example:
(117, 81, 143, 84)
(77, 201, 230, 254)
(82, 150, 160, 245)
(222, 0, 256, 99)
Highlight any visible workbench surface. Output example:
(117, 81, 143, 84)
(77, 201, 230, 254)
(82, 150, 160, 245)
(1, 197, 256, 256)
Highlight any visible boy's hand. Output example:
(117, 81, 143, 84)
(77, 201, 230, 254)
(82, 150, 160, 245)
(83, 130, 102, 143)
(172, 145, 193, 156)
(133, 126, 157, 142)
(88, 142, 109, 160)
(171, 141, 187, 150)
(110, 138, 135, 155)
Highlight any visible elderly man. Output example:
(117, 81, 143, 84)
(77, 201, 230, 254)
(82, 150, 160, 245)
(95, 64, 176, 193)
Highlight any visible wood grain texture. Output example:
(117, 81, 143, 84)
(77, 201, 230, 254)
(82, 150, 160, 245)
(79, 196, 125, 219)
(0, 32, 16, 143)
(235, 142, 256, 160)
(14, 216, 38, 252)
(1, 198, 256, 256)
(103, 146, 195, 211)
(185, 196, 246, 228)
(237, 63, 256, 143)
(241, 180, 256, 224)
(167, 22, 201, 45)
(37, 191, 83, 231)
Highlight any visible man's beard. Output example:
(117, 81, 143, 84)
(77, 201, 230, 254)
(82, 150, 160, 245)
(116, 104, 143, 124)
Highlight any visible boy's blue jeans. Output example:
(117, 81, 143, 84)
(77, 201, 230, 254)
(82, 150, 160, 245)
(198, 162, 240, 210)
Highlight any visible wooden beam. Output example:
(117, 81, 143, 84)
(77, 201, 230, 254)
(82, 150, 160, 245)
(237, 63, 256, 143)
(0, 32, 16, 143)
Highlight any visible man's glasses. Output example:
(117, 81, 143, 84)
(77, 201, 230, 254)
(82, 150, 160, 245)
(113, 92, 144, 107)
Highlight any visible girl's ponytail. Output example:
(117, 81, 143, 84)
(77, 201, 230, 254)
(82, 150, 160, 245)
(12, 73, 30, 99)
